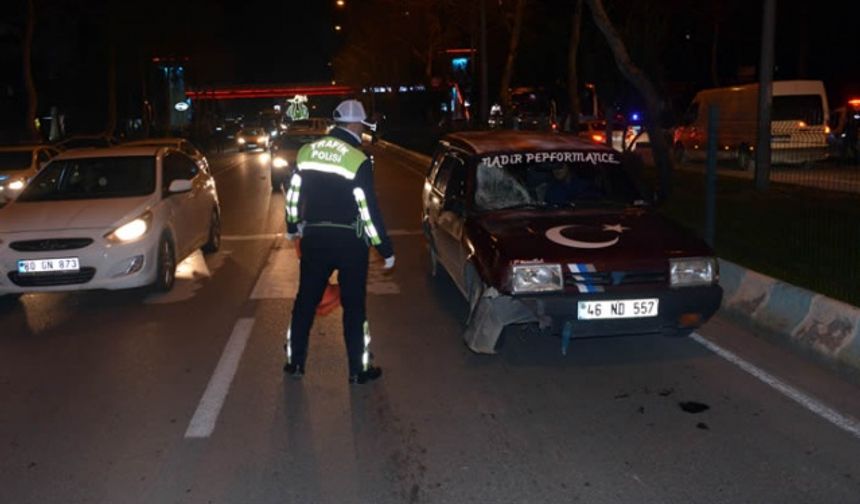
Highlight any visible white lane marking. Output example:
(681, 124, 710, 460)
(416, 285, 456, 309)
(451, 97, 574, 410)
(185, 318, 255, 438)
(222, 233, 284, 241)
(691, 332, 860, 441)
(250, 246, 299, 299)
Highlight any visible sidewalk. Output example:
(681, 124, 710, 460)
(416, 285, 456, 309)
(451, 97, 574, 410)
(381, 139, 860, 382)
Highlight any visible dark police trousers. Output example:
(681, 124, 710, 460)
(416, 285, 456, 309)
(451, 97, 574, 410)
(288, 227, 370, 376)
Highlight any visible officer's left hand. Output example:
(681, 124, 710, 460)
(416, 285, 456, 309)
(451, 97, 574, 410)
(383, 255, 395, 270)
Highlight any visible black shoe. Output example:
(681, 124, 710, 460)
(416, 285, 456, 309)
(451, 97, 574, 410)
(283, 362, 305, 379)
(349, 365, 382, 385)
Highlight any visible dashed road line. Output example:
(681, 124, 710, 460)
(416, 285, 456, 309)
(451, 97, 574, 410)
(691, 332, 860, 441)
(185, 318, 255, 439)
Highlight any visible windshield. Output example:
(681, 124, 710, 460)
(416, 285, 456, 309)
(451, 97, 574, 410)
(241, 128, 265, 136)
(0, 151, 33, 171)
(474, 156, 643, 211)
(17, 156, 156, 202)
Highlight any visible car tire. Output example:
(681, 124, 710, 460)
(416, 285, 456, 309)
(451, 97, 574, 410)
(153, 235, 176, 293)
(202, 209, 221, 253)
(271, 175, 283, 192)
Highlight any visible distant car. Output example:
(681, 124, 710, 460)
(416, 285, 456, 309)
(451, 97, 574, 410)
(578, 120, 649, 152)
(0, 146, 221, 297)
(123, 138, 210, 173)
(268, 118, 331, 190)
(55, 134, 118, 151)
(236, 127, 269, 152)
(0, 145, 60, 204)
(422, 131, 722, 354)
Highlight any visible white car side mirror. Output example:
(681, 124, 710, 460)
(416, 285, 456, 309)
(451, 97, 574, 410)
(168, 179, 193, 193)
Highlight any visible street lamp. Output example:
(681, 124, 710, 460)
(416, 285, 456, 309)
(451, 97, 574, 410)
(336, 0, 345, 6)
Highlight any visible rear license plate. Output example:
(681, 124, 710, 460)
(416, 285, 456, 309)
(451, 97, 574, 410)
(577, 298, 659, 320)
(17, 257, 80, 274)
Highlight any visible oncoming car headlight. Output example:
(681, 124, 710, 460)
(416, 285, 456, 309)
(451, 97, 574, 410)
(7, 179, 26, 191)
(670, 257, 717, 287)
(512, 263, 563, 294)
(105, 212, 153, 244)
(272, 156, 289, 169)
(237, 137, 246, 144)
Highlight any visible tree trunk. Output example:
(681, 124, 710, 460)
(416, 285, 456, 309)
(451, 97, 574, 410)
(585, 0, 673, 198)
(499, 0, 526, 114)
(23, 0, 38, 141)
(567, 0, 584, 132)
(710, 18, 720, 87)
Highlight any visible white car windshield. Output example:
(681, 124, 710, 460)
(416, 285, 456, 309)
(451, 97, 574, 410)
(474, 158, 644, 211)
(0, 151, 33, 171)
(18, 157, 156, 202)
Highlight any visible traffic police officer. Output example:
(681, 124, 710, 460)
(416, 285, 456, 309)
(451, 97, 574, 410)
(284, 99, 394, 384)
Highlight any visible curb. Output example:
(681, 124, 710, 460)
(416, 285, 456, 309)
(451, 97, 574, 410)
(719, 259, 860, 378)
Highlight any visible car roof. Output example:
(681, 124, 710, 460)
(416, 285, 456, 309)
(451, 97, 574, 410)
(442, 131, 613, 156)
(0, 145, 45, 153)
(53, 145, 165, 160)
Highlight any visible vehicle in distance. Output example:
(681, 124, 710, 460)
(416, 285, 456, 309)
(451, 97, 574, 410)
(269, 118, 331, 190)
(0, 145, 60, 204)
(422, 130, 722, 353)
(0, 146, 221, 298)
(237, 127, 270, 152)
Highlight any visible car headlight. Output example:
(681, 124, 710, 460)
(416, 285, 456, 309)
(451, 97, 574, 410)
(512, 263, 563, 294)
(6, 179, 25, 191)
(105, 212, 153, 244)
(670, 257, 717, 287)
(272, 156, 288, 169)
(238, 137, 246, 144)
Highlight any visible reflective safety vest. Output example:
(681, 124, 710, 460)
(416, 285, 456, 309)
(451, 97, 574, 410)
(286, 136, 382, 246)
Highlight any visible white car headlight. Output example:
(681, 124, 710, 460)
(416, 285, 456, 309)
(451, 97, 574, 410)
(272, 156, 289, 169)
(670, 257, 717, 287)
(512, 263, 563, 294)
(7, 179, 25, 191)
(237, 137, 246, 144)
(105, 212, 152, 244)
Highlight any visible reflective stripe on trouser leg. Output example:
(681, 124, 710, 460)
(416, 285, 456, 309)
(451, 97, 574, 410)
(362, 320, 371, 371)
(284, 327, 292, 364)
(352, 188, 382, 246)
(286, 174, 302, 223)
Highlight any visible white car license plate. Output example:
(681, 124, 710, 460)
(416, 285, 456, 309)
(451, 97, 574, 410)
(17, 257, 80, 274)
(577, 298, 659, 320)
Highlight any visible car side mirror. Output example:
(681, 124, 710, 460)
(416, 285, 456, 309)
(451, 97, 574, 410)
(168, 179, 193, 194)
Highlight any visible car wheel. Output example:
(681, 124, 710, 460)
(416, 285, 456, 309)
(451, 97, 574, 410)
(153, 236, 176, 292)
(271, 175, 283, 192)
(202, 209, 221, 253)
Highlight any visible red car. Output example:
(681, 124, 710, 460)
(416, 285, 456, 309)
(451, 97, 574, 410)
(422, 131, 722, 354)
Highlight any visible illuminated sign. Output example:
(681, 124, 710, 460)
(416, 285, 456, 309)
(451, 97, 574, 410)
(174, 101, 190, 111)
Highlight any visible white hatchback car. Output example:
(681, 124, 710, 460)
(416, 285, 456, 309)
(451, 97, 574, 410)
(0, 146, 221, 296)
(123, 137, 210, 173)
(0, 145, 61, 204)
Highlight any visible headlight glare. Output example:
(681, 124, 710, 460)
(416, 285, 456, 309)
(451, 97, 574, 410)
(7, 179, 25, 191)
(512, 263, 563, 294)
(273, 156, 288, 168)
(237, 137, 246, 144)
(670, 257, 716, 287)
(106, 212, 152, 244)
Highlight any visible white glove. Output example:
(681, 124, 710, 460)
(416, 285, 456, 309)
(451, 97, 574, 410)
(383, 255, 396, 270)
(285, 231, 300, 241)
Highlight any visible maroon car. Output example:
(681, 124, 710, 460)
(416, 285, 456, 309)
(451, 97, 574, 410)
(422, 131, 722, 354)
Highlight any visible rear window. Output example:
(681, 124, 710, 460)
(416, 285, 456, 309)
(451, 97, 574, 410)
(18, 156, 156, 201)
(773, 95, 824, 125)
(0, 151, 33, 170)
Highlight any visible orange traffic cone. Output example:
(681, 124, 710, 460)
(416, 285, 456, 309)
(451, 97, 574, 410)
(294, 237, 341, 317)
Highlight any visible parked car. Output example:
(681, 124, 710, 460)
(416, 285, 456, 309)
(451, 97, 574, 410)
(422, 130, 722, 354)
(0, 146, 221, 298)
(673, 80, 830, 168)
(269, 118, 331, 190)
(236, 127, 270, 152)
(0, 145, 60, 204)
(124, 137, 210, 173)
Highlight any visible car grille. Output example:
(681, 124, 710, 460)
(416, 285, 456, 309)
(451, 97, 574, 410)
(9, 238, 94, 252)
(566, 270, 667, 288)
(8, 268, 97, 287)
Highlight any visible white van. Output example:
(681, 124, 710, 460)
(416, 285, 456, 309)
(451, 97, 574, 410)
(673, 80, 830, 168)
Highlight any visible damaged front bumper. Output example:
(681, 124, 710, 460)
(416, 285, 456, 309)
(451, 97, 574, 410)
(463, 285, 723, 354)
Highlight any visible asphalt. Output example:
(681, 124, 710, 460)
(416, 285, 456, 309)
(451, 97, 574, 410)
(0, 145, 859, 504)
